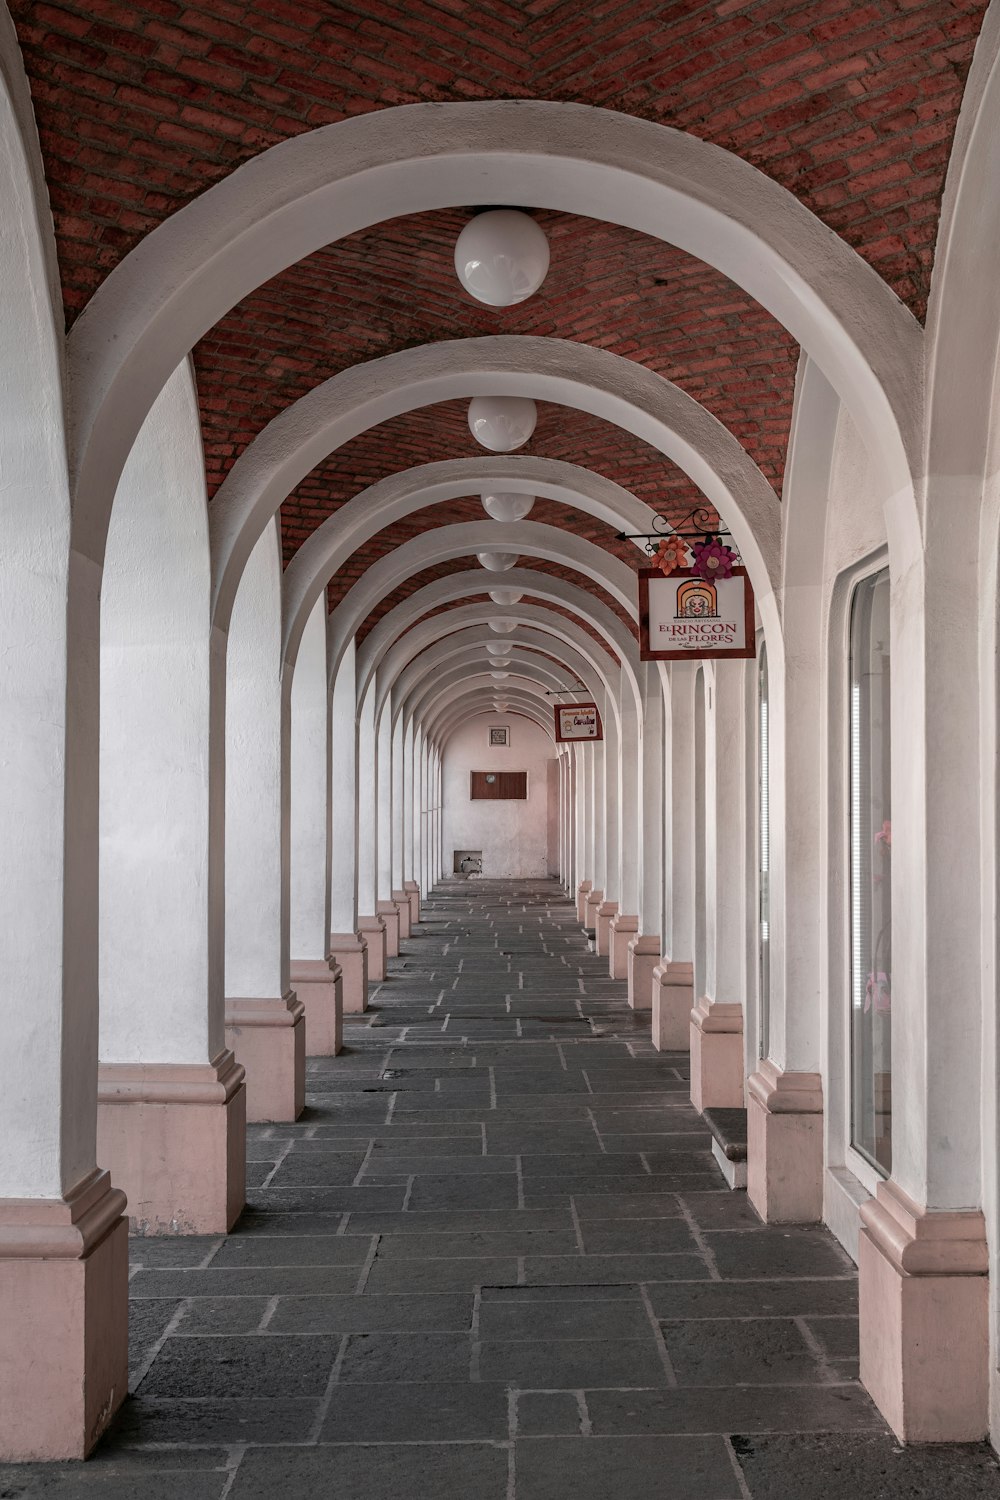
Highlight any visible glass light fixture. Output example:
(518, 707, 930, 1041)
(486, 642, 513, 656)
(481, 491, 535, 522)
(489, 619, 518, 634)
(468, 396, 536, 452)
(454, 210, 550, 307)
(491, 670, 510, 680)
(476, 551, 519, 572)
(489, 588, 523, 606)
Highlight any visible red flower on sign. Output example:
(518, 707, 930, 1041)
(652, 536, 691, 576)
(691, 538, 737, 581)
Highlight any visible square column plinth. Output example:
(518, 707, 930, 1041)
(596, 900, 618, 957)
(690, 997, 744, 1112)
(98, 1052, 246, 1235)
(0, 1169, 128, 1460)
(225, 993, 305, 1122)
(627, 933, 660, 1010)
(575, 880, 592, 925)
(358, 915, 387, 981)
(330, 931, 369, 1013)
(859, 1182, 988, 1442)
(290, 957, 343, 1056)
(376, 900, 401, 958)
(651, 960, 694, 1051)
(584, 888, 603, 940)
(747, 1060, 823, 1223)
(391, 891, 412, 940)
(404, 880, 421, 924)
(608, 913, 638, 980)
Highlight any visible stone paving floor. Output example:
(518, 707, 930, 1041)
(5, 879, 1000, 1496)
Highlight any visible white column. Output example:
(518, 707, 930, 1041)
(652, 663, 697, 1050)
(690, 664, 746, 1111)
(375, 702, 401, 955)
(98, 362, 244, 1235)
(329, 640, 368, 1012)
(596, 699, 620, 955)
(629, 664, 664, 1008)
(356, 680, 387, 978)
(575, 744, 592, 922)
(610, 677, 640, 978)
(224, 521, 303, 1122)
(389, 712, 410, 936)
(290, 598, 341, 1056)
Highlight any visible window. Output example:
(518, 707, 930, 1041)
(470, 771, 527, 800)
(758, 642, 770, 1061)
(849, 570, 892, 1174)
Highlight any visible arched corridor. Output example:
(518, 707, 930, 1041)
(4, 0, 1000, 1485)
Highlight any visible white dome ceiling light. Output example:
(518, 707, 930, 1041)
(468, 396, 536, 452)
(476, 551, 519, 572)
(481, 491, 535, 522)
(486, 641, 513, 656)
(454, 210, 550, 307)
(491, 670, 510, 680)
(489, 588, 523, 606)
(489, 619, 518, 634)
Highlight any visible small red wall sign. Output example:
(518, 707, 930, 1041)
(554, 701, 603, 742)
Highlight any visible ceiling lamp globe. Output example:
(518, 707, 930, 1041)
(481, 492, 535, 522)
(489, 619, 518, 634)
(489, 588, 523, 606)
(477, 551, 519, 572)
(491, 670, 510, 680)
(468, 396, 536, 452)
(454, 210, 550, 307)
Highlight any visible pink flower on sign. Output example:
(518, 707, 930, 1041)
(691, 538, 737, 581)
(875, 820, 892, 849)
(865, 971, 891, 1013)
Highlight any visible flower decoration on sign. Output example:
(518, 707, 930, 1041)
(691, 537, 738, 582)
(875, 819, 892, 849)
(865, 970, 891, 1013)
(652, 536, 691, 576)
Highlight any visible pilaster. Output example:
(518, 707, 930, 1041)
(651, 959, 693, 1052)
(358, 914, 387, 981)
(575, 879, 592, 926)
(329, 931, 369, 1013)
(596, 899, 617, 957)
(225, 993, 305, 1122)
(689, 996, 744, 1111)
(290, 957, 343, 1056)
(377, 899, 401, 957)
(608, 912, 638, 980)
(627, 933, 660, 1010)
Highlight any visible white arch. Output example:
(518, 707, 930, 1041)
(216, 340, 780, 637)
(356, 568, 642, 712)
(67, 99, 921, 569)
(428, 693, 557, 744)
(327, 520, 639, 683)
(371, 608, 623, 720)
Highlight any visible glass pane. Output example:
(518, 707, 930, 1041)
(758, 642, 770, 1060)
(849, 570, 892, 1174)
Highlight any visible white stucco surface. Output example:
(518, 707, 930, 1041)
(442, 714, 556, 879)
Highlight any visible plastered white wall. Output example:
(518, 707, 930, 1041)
(442, 714, 555, 879)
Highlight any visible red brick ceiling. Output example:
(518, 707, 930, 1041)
(10, 0, 987, 633)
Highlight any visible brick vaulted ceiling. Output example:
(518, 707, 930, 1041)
(11, 0, 988, 640)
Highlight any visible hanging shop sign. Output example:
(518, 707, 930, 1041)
(554, 701, 603, 742)
(639, 566, 756, 662)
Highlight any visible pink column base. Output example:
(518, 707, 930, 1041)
(0, 1169, 128, 1460)
(225, 993, 305, 1122)
(290, 958, 343, 1056)
(859, 1181, 988, 1442)
(595, 900, 618, 956)
(329, 932, 369, 1013)
(747, 1060, 823, 1222)
(627, 933, 660, 1010)
(575, 880, 593, 925)
(358, 915, 387, 980)
(608, 913, 638, 979)
(584, 888, 603, 936)
(651, 960, 694, 1051)
(97, 1052, 246, 1235)
(376, 900, 401, 957)
(391, 891, 412, 940)
(689, 996, 744, 1112)
(404, 880, 421, 924)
